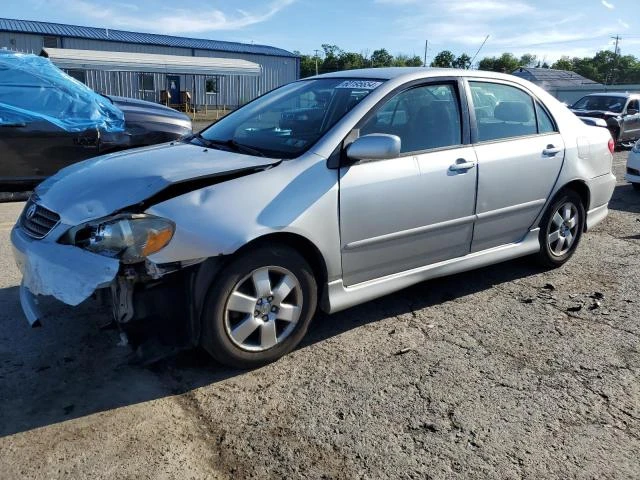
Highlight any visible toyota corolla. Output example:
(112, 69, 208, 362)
(11, 68, 616, 368)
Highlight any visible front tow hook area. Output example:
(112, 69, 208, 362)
(20, 281, 42, 327)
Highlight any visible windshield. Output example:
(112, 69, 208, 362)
(571, 95, 625, 113)
(198, 78, 384, 158)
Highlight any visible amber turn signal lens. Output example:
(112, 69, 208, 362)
(142, 227, 174, 256)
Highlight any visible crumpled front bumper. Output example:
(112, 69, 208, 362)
(11, 225, 120, 325)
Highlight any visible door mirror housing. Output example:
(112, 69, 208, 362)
(346, 134, 401, 162)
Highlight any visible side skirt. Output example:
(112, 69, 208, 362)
(323, 229, 541, 314)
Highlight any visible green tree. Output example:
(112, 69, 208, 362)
(392, 54, 424, 67)
(294, 51, 317, 78)
(339, 51, 367, 70)
(370, 48, 394, 68)
(519, 53, 537, 67)
(321, 44, 343, 72)
(551, 56, 573, 71)
(478, 53, 519, 73)
(431, 50, 456, 68)
(452, 53, 471, 69)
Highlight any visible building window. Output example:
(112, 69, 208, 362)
(206, 77, 218, 94)
(66, 69, 86, 84)
(42, 36, 59, 48)
(138, 73, 155, 91)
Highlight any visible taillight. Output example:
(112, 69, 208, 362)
(608, 138, 615, 154)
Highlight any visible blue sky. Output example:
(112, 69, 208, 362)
(4, 0, 639, 62)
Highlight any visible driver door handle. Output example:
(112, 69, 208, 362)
(449, 159, 476, 172)
(543, 145, 562, 156)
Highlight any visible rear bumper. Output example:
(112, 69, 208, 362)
(585, 172, 616, 231)
(586, 204, 609, 231)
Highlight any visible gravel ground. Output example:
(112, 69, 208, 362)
(0, 152, 638, 479)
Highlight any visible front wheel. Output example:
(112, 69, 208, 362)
(200, 245, 317, 369)
(536, 190, 585, 268)
(633, 183, 640, 191)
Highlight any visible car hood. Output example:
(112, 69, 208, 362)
(570, 109, 619, 120)
(36, 142, 280, 226)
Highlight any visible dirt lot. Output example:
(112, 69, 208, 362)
(0, 152, 638, 479)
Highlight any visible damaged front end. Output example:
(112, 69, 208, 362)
(12, 198, 210, 346)
(11, 141, 282, 349)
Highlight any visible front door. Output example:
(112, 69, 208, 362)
(339, 82, 477, 286)
(621, 99, 640, 141)
(0, 111, 99, 184)
(468, 80, 565, 252)
(167, 76, 180, 105)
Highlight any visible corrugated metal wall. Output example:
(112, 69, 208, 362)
(1, 33, 299, 108)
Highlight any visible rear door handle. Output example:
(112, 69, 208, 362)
(542, 145, 562, 156)
(449, 159, 476, 172)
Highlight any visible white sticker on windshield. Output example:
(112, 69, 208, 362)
(335, 80, 383, 90)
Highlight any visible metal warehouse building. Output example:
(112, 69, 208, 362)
(0, 18, 300, 109)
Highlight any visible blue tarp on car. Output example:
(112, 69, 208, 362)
(0, 51, 125, 132)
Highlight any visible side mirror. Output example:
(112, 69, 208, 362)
(627, 108, 638, 116)
(346, 134, 401, 162)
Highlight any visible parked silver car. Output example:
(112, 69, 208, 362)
(12, 68, 616, 368)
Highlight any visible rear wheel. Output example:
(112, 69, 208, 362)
(200, 245, 317, 369)
(536, 190, 585, 268)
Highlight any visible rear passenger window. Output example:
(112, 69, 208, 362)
(360, 83, 462, 154)
(536, 102, 556, 134)
(470, 82, 536, 142)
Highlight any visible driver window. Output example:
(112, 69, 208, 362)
(628, 100, 639, 113)
(360, 83, 462, 154)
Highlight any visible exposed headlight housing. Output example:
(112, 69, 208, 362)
(73, 214, 175, 263)
(633, 140, 640, 153)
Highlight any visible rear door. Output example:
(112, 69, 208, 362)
(467, 80, 564, 252)
(339, 80, 477, 286)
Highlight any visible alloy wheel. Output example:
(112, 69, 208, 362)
(547, 201, 579, 257)
(224, 266, 303, 352)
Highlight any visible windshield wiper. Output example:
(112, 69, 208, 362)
(202, 138, 266, 157)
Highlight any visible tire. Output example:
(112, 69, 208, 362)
(536, 190, 585, 268)
(200, 245, 317, 369)
(633, 183, 640, 191)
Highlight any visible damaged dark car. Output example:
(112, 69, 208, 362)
(0, 51, 192, 192)
(570, 92, 640, 148)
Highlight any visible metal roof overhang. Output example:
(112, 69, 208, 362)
(40, 48, 261, 76)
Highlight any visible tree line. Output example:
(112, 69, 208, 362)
(296, 45, 640, 84)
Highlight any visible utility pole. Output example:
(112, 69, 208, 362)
(313, 49, 320, 76)
(423, 40, 428, 67)
(607, 35, 621, 86)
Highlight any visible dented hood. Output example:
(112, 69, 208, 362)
(36, 141, 279, 226)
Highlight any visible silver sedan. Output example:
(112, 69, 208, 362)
(12, 68, 616, 368)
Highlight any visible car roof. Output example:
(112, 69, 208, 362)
(311, 67, 528, 82)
